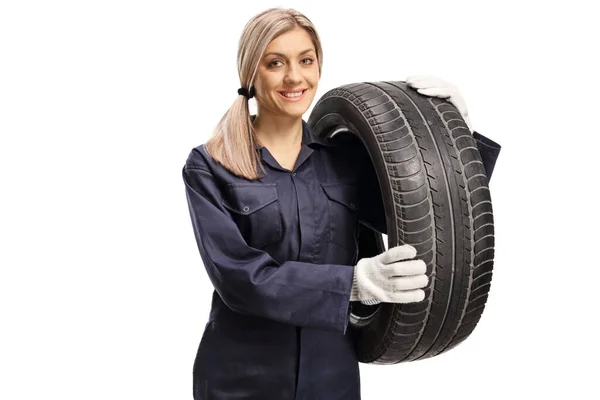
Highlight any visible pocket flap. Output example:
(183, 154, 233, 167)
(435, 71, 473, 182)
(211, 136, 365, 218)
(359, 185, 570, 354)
(222, 184, 278, 215)
(321, 183, 359, 211)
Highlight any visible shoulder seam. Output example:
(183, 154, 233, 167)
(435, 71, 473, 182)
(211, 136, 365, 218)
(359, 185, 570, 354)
(183, 165, 211, 173)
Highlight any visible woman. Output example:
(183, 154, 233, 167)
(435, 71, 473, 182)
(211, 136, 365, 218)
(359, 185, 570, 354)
(182, 7, 500, 400)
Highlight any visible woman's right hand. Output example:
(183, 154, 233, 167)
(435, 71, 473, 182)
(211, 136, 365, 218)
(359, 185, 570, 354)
(350, 244, 428, 305)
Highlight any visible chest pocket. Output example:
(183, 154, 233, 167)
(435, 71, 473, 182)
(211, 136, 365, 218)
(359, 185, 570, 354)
(321, 183, 360, 251)
(222, 183, 282, 250)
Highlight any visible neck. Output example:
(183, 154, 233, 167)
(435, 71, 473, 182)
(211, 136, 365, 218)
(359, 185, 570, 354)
(253, 112, 303, 150)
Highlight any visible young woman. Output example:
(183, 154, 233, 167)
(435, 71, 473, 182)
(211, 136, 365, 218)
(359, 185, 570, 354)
(182, 7, 500, 400)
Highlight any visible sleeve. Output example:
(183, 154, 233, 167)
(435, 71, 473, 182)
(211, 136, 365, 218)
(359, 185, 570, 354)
(182, 165, 355, 334)
(358, 132, 502, 236)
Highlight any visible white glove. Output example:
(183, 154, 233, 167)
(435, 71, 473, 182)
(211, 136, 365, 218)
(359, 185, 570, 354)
(350, 244, 428, 305)
(406, 75, 472, 132)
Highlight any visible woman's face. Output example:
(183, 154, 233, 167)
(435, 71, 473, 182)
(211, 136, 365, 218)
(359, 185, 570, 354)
(253, 27, 320, 120)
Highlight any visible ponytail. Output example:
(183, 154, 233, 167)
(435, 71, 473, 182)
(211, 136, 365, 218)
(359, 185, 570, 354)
(204, 95, 265, 180)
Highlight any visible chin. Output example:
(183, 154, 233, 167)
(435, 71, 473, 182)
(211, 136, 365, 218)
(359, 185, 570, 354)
(275, 101, 309, 117)
(282, 108, 309, 119)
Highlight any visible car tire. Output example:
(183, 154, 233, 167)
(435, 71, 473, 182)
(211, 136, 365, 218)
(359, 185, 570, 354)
(307, 81, 496, 364)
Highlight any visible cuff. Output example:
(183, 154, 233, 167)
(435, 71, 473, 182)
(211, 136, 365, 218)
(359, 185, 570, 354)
(350, 269, 360, 302)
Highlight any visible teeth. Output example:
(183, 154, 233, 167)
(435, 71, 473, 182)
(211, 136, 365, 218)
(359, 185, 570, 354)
(281, 90, 304, 98)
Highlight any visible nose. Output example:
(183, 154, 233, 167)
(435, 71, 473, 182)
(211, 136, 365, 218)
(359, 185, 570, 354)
(284, 63, 302, 84)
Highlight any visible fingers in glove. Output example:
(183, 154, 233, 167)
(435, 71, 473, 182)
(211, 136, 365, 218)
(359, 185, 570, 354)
(386, 289, 426, 303)
(414, 87, 470, 127)
(381, 259, 427, 277)
(376, 244, 417, 264)
(390, 273, 429, 290)
(416, 87, 451, 98)
(406, 75, 449, 89)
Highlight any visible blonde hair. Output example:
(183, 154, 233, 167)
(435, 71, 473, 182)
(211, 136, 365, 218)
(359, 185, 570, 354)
(204, 8, 324, 180)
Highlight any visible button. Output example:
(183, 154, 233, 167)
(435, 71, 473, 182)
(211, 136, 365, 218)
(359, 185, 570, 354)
(349, 202, 355, 208)
(292, 172, 297, 176)
(243, 206, 249, 212)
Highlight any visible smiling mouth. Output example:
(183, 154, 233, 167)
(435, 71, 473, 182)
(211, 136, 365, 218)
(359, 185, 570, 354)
(279, 89, 307, 98)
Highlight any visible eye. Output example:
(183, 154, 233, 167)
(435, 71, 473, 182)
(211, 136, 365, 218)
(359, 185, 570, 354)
(302, 58, 315, 65)
(268, 60, 283, 68)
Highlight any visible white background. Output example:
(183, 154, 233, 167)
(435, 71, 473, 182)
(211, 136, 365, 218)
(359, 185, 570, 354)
(1, 0, 599, 399)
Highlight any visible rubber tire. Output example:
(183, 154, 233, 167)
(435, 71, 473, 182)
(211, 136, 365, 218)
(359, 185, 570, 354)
(307, 81, 495, 364)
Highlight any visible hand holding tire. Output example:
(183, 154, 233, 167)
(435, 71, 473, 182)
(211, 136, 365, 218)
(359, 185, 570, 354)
(350, 244, 428, 305)
(406, 75, 472, 132)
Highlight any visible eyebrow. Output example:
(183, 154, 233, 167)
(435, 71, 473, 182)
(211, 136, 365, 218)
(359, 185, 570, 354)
(263, 48, 316, 58)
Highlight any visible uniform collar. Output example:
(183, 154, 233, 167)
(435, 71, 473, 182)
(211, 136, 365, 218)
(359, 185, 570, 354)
(251, 115, 333, 150)
(301, 119, 334, 148)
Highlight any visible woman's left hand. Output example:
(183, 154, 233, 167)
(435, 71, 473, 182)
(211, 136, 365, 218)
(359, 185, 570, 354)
(406, 75, 472, 132)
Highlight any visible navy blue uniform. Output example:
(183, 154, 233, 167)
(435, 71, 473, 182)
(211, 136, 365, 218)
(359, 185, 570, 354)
(182, 120, 500, 399)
